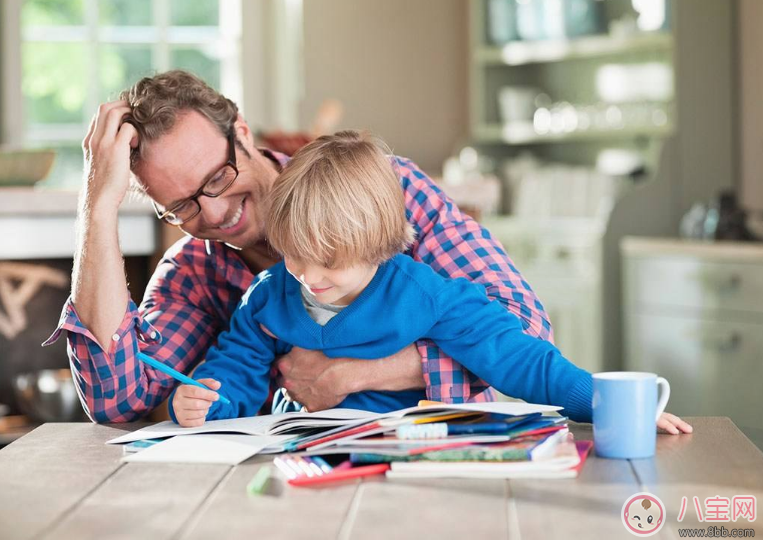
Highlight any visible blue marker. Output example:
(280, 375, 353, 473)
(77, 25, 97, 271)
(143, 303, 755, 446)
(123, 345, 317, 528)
(137, 352, 231, 405)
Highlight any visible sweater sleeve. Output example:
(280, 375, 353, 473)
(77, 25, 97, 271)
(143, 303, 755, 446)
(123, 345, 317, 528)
(45, 239, 222, 423)
(169, 276, 278, 422)
(424, 277, 593, 423)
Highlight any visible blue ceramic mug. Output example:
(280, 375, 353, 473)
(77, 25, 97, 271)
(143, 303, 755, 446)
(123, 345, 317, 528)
(592, 372, 671, 459)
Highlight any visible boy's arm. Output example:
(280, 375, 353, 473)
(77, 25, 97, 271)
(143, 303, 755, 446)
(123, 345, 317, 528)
(172, 282, 278, 422)
(426, 277, 593, 423)
(397, 156, 553, 402)
(45, 243, 221, 423)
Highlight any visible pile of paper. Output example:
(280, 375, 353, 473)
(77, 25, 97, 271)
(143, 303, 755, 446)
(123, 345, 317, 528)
(108, 401, 592, 478)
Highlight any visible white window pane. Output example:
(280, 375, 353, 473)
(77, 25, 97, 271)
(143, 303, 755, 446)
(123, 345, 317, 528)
(22, 0, 85, 27)
(170, 47, 220, 89)
(99, 0, 153, 26)
(100, 45, 153, 101)
(22, 42, 88, 125)
(171, 0, 219, 26)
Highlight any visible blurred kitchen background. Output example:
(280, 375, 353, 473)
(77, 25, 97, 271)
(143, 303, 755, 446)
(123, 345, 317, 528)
(1, 0, 762, 449)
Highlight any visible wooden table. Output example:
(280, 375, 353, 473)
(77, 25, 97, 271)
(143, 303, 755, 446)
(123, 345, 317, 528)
(1, 418, 761, 540)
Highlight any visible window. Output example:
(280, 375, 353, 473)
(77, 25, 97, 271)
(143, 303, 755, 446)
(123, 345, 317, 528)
(5, 0, 243, 188)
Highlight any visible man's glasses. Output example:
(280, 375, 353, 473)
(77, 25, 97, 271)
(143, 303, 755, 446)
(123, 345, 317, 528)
(152, 129, 240, 226)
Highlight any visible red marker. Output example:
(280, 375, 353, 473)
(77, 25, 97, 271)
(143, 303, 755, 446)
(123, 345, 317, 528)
(287, 463, 390, 487)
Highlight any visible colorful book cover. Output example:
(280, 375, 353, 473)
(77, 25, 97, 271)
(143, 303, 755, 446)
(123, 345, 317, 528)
(351, 431, 562, 464)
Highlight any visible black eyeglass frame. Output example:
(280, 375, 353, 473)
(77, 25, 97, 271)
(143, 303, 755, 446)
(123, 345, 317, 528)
(152, 129, 240, 225)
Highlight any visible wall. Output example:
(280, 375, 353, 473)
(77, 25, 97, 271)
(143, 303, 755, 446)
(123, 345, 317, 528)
(602, 0, 737, 371)
(738, 0, 763, 212)
(298, 0, 469, 173)
(0, 3, 3, 145)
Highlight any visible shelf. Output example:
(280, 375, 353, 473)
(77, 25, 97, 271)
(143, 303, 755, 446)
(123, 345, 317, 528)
(475, 32, 673, 66)
(473, 122, 674, 145)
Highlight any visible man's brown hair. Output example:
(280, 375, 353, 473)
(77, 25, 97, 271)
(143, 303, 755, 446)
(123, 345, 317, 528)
(119, 70, 242, 168)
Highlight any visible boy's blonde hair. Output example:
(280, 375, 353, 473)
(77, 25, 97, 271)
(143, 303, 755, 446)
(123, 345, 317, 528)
(267, 130, 415, 268)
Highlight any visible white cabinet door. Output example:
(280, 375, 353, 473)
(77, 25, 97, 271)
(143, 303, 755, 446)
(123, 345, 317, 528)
(625, 311, 763, 439)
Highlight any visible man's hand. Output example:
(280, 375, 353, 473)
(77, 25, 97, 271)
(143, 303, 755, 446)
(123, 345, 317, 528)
(82, 100, 138, 209)
(274, 347, 349, 412)
(171, 378, 221, 427)
(262, 324, 426, 412)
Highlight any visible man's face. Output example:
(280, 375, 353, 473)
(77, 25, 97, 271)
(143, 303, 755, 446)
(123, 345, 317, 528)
(136, 111, 279, 250)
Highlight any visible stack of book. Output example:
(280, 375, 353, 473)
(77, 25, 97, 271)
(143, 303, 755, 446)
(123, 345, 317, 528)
(286, 401, 593, 480)
(107, 401, 593, 479)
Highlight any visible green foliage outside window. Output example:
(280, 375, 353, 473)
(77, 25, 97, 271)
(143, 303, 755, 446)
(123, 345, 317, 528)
(19, 0, 223, 187)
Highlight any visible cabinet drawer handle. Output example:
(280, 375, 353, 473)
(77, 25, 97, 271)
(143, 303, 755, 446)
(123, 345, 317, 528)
(688, 270, 742, 293)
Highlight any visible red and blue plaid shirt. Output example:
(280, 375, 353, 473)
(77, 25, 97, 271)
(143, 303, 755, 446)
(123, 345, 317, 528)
(45, 152, 553, 422)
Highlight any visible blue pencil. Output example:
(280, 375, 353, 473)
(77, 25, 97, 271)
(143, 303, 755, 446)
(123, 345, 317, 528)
(136, 352, 232, 405)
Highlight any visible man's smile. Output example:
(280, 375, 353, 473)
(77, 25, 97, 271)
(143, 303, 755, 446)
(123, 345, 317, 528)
(218, 198, 247, 233)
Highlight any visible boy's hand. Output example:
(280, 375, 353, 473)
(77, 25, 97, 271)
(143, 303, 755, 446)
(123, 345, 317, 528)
(658, 412, 693, 435)
(171, 379, 221, 427)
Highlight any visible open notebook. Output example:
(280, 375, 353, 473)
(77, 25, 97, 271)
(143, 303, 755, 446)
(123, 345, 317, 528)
(106, 401, 561, 445)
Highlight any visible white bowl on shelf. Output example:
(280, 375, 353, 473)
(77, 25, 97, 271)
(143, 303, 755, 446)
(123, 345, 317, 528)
(0, 149, 57, 187)
(498, 86, 540, 125)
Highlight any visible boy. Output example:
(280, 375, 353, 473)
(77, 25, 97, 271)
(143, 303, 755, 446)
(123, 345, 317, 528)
(170, 131, 691, 436)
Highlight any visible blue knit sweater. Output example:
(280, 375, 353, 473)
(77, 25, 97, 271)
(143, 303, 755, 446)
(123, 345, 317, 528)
(171, 254, 593, 423)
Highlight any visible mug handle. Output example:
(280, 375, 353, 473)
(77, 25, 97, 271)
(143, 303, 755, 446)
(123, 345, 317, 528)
(655, 377, 671, 421)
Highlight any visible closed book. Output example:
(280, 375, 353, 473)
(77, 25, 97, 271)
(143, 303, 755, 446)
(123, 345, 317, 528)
(384, 433, 592, 479)
(350, 430, 563, 464)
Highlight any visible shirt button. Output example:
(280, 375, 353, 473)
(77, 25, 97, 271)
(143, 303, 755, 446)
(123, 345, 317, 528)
(151, 331, 158, 339)
(111, 334, 120, 342)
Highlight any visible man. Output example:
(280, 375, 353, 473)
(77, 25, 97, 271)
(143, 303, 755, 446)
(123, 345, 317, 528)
(46, 70, 554, 422)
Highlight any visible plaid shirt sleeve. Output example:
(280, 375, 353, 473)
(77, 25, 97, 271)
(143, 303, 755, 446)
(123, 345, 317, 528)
(396, 156, 554, 403)
(43, 242, 221, 423)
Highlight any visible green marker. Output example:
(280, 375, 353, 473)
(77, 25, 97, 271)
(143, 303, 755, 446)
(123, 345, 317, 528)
(247, 465, 272, 496)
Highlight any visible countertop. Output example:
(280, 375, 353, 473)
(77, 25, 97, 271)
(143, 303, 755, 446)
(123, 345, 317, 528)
(1, 187, 156, 259)
(0, 187, 154, 216)
(621, 236, 763, 261)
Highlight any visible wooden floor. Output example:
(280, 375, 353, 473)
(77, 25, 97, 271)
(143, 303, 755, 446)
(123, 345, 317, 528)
(1, 418, 761, 540)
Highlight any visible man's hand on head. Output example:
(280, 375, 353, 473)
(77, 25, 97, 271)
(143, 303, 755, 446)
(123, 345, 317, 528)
(82, 100, 138, 210)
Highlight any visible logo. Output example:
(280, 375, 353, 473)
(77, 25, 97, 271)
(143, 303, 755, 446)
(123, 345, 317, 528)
(622, 492, 666, 536)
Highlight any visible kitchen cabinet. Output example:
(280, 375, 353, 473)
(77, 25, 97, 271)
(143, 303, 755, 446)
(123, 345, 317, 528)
(622, 237, 763, 449)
